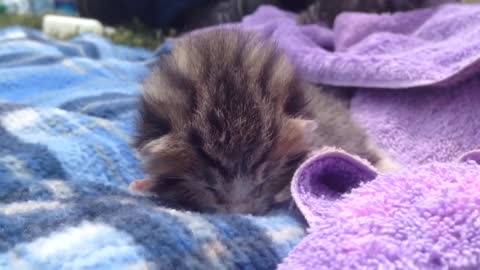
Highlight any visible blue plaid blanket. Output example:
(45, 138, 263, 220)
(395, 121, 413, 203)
(0, 27, 304, 270)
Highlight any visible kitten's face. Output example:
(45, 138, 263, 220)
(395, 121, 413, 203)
(134, 29, 316, 215)
(135, 115, 311, 214)
(136, 127, 310, 214)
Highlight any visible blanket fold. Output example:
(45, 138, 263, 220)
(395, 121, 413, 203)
(291, 148, 377, 226)
(241, 3, 480, 88)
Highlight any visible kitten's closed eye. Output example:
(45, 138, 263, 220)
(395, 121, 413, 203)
(252, 183, 265, 197)
(205, 187, 217, 193)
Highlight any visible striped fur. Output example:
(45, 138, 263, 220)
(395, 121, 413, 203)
(135, 28, 382, 214)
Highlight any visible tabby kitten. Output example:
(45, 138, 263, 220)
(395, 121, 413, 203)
(131, 28, 395, 215)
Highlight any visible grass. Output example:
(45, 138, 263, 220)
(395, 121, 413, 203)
(0, 14, 42, 29)
(103, 18, 168, 50)
(0, 14, 167, 50)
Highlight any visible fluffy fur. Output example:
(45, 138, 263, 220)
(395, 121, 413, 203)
(133, 28, 389, 214)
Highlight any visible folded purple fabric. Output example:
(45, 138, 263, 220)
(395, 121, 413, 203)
(278, 149, 480, 269)
(241, 3, 480, 88)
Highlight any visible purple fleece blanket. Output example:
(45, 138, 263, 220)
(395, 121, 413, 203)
(234, 3, 480, 269)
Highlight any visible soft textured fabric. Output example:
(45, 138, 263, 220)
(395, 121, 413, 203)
(226, 3, 480, 269)
(279, 149, 480, 269)
(0, 27, 305, 270)
(240, 2, 478, 88)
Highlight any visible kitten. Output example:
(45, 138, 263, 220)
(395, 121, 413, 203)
(131, 28, 395, 215)
(298, 0, 455, 26)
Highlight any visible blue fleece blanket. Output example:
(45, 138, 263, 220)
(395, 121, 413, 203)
(0, 27, 304, 270)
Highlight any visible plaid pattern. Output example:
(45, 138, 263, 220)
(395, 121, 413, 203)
(0, 27, 304, 270)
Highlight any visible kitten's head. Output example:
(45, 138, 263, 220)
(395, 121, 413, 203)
(134, 29, 316, 215)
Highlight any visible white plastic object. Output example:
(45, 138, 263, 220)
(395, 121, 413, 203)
(42, 14, 107, 38)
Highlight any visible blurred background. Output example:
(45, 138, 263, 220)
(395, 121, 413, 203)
(0, 0, 320, 50)
(0, 0, 477, 50)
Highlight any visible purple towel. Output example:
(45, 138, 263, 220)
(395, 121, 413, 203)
(240, 3, 480, 88)
(228, 3, 480, 269)
(278, 148, 480, 269)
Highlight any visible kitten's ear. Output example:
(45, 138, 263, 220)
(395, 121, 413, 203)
(272, 118, 317, 160)
(292, 118, 318, 135)
(287, 118, 318, 148)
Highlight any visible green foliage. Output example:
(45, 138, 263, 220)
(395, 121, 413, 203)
(104, 18, 165, 50)
(0, 14, 42, 29)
